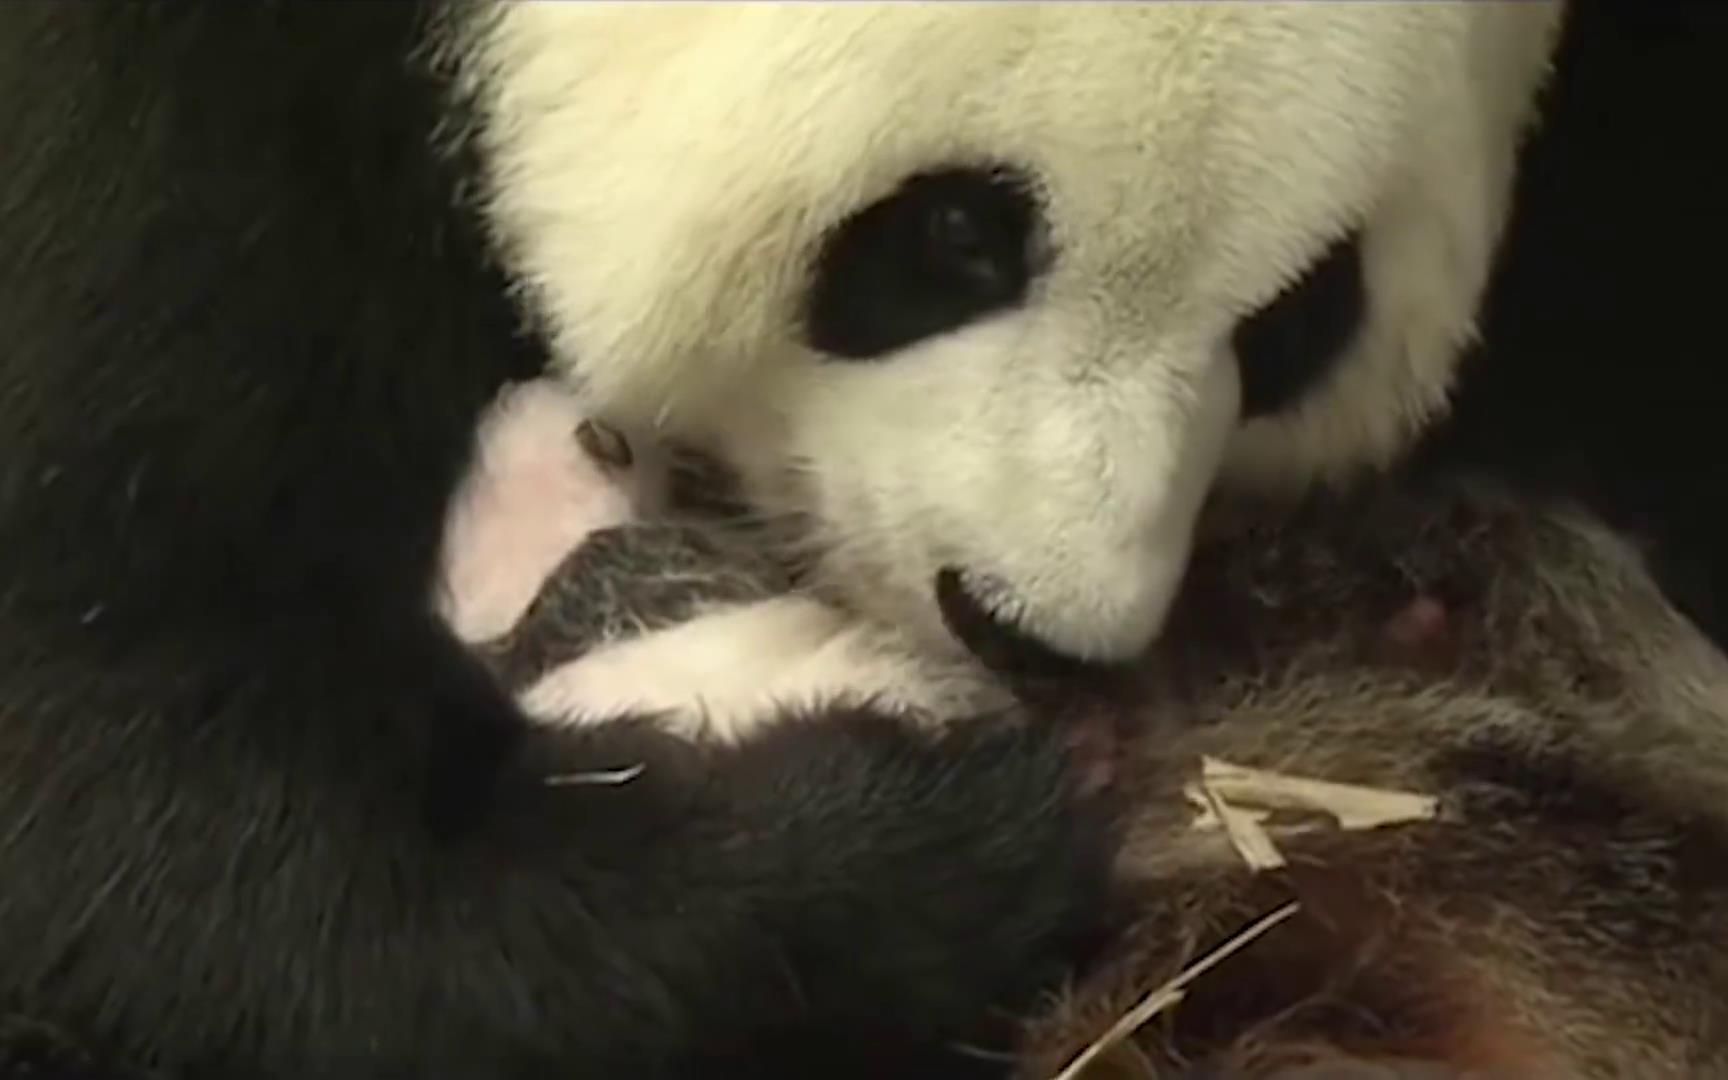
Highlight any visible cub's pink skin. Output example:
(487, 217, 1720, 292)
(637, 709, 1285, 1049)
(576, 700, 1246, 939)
(1384, 595, 1448, 650)
(1378, 593, 1459, 671)
(437, 378, 664, 644)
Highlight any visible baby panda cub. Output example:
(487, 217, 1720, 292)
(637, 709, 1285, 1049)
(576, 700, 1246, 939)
(438, 377, 1007, 738)
(445, 380, 1728, 1079)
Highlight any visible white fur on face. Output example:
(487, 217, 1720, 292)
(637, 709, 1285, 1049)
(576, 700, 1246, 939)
(459, 2, 1564, 661)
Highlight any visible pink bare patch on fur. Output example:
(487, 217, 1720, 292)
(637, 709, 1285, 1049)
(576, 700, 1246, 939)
(438, 379, 647, 643)
(1383, 595, 1450, 654)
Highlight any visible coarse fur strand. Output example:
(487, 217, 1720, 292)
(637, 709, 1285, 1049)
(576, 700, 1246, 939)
(0, 4, 1115, 1076)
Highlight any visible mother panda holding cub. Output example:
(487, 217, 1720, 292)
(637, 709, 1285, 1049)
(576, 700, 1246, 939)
(0, 2, 1649, 1077)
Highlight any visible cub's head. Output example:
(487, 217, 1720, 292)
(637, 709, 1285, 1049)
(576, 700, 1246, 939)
(455, 2, 1563, 663)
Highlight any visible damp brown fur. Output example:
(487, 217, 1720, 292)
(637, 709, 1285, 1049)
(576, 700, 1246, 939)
(1018, 479, 1728, 1079)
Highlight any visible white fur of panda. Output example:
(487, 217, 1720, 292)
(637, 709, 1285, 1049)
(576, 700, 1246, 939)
(444, 2, 1564, 664)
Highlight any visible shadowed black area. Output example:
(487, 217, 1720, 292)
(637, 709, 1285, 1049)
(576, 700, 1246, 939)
(1418, 1, 1728, 650)
(1232, 230, 1367, 419)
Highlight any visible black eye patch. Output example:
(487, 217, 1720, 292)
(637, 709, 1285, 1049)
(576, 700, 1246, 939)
(804, 166, 1042, 361)
(1232, 230, 1367, 419)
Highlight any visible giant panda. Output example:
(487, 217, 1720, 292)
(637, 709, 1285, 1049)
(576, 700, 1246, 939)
(454, 2, 1563, 664)
(0, 2, 1568, 1078)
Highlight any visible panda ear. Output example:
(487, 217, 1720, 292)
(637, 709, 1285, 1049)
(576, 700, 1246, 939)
(1231, 230, 1367, 419)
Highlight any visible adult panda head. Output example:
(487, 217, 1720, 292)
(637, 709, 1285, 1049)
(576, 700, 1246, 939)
(449, 2, 1564, 664)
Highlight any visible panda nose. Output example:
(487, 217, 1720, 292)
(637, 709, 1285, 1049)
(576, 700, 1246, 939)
(934, 567, 1119, 682)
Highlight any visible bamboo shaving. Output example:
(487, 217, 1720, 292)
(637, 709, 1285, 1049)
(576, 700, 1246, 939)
(1048, 902, 1301, 1080)
(1049, 759, 1439, 1079)
(1194, 770, 1287, 871)
(1186, 756, 1438, 836)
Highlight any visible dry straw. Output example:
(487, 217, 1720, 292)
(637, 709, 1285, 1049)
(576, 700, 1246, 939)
(1048, 757, 1439, 1080)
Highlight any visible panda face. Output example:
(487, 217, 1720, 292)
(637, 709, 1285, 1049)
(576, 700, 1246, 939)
(461, 2, 1563, 662)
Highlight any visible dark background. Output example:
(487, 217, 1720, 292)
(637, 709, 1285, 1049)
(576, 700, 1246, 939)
(1420, 1, 1728, 647)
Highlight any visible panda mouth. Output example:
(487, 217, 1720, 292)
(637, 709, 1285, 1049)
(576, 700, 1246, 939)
(671, 444, 1128, 685)
(934, 567, 1117, 683)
